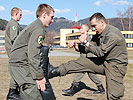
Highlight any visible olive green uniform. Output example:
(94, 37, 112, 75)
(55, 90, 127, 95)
(5, 18, 21, 89)
(58, 25, 128, 100)
(73, 35, 102, 86)
(9, 19, 47, 100)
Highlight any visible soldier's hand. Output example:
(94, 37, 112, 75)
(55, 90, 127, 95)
(79, 33, 87, 43)
(68, 41, 76, 48)
(36, 78, 46, 91)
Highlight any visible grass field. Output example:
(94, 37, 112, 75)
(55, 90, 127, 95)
(0, 49, 133, 100)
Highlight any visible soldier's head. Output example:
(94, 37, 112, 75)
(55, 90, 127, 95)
(36, 4, 55, 27)
(80, 24, 90, 34)
(90, 12, 107, 34)
(11, 7, 22, 21)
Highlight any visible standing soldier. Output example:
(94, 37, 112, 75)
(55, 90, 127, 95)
(8, 4, 55, 100)
(48, 12, 128, 100)
(5, 7, 22, 100)
(62, 24, 105, 96)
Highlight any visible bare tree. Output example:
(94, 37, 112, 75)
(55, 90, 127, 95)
(44, 30, 57, 45)
(125, 5, 133, 31)
(117, 10, 125, 31)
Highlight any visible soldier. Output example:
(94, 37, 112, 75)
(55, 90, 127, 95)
(8, 4, 55, 100)
(62, 24, 105, 96)
(48, 13, 128, 100)
(5, 7, 22, 100)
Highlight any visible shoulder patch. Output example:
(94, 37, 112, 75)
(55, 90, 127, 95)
(12, 26, 16, 30)
(38, 35, 43, 45)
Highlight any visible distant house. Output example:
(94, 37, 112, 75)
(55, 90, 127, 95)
(0, 30, 6, 53)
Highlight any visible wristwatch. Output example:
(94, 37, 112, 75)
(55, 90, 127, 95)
(82, 40, 88, 45)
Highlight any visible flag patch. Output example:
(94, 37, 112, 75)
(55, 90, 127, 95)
(38, 35, 43, 45)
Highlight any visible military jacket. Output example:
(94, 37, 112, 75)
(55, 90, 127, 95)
(86, 24, 128, 65)
(5, 18, 20, 56)
(9, 19, 46, 80)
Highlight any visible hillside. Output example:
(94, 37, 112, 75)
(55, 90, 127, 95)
(0, 17, 132, 34)
(0, 19, 8, 30)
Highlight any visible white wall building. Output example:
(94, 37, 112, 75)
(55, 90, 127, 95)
(0, 30, 6, 53)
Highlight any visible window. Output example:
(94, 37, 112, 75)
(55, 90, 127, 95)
(123, 34, 133, 39)
(68, 35, 80, 40)
(0, 37, 5, 40)
(55, 38, 60, 41)
(0, 43, 5, 46)
(72, 30, 74, 33)
(126, 43, 133, 47)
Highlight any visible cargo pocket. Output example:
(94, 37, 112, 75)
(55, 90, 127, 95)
(21, 83, 42, 100)
(111, 78, 125, 98)
(25, 67, 31, 77)
(111, 65, 125, 98)
(105, 62, 125, 98)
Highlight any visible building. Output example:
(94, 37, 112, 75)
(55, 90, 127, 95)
(54, 28, 80, 47)
(0, 30, 6, 53)
(54, 29, 133, 50)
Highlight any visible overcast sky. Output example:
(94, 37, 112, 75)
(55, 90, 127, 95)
(0, 0, 132, 25)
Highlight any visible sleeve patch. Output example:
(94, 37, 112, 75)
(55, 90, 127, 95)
(12, 26, 16, 30)
(38, 35, 43, 45)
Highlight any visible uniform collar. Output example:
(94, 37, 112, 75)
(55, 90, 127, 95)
(36, 18, 44, 28)
(100, 24, 110, 37)
(11, 18, 18, 23)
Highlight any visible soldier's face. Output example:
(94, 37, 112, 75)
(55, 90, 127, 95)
(80, 25, 88, 34)
(16, 10, 22, 21)
(90, 18, 104, 34)
(44, 11, 54, 27)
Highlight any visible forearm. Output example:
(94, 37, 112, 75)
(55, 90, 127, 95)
(74, 43, 79, 51)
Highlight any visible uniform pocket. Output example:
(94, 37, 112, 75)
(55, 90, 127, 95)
(111, 78, 125, 98)
(21, 83, 42, 100)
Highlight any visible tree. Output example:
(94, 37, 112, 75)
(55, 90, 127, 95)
(117, 10, 125, 31)
(125, 6, 133, 31)
(117, 5, 133, 31)
(44, 30, 57, 45)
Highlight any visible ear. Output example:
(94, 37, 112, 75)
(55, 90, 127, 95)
(14, 13, 18, 16)
(100, 19, 105, 26)
(42, 12, 47, 18)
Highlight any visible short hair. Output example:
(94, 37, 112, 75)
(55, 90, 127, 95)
(82, 24, 90, 32)
(90, 12, 106, 23)
(11, 7, 21, 16)
(36, 4, 55, 18)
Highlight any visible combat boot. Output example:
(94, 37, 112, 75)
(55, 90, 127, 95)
(93, 84, 105, 94)
(6, 88, 22, 100)
(47, 64, 60, 79)
(62, 82, 79, 96)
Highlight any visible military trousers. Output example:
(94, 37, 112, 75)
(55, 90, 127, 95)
(58, 57, 127, 100)
(8, 64, 19, 89)
(73, 72, 102, 86)
(9, 65, 43, 100)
